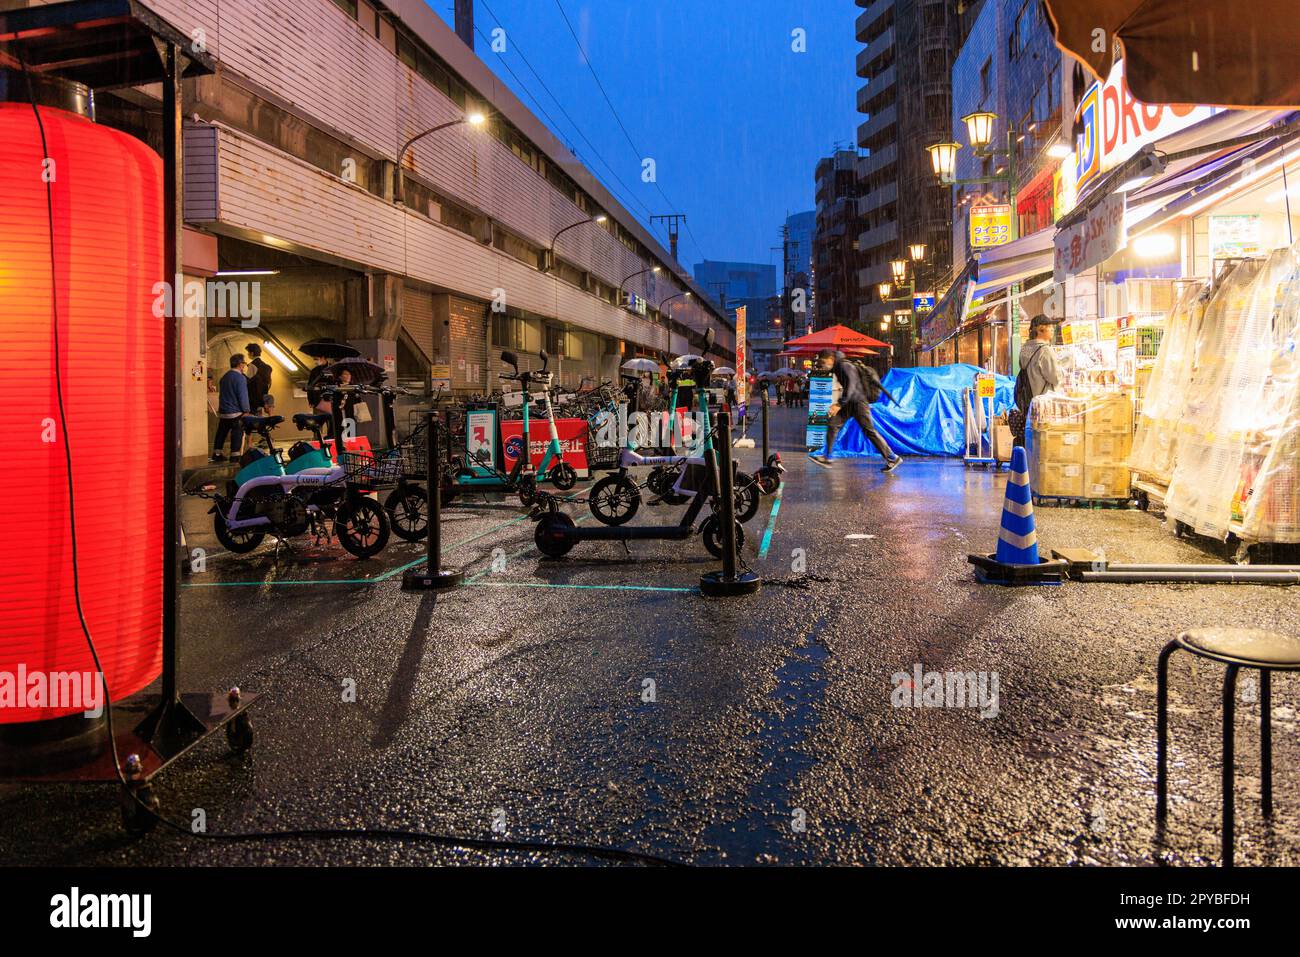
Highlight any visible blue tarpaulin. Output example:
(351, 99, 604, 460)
(824, 363, 1015, 458)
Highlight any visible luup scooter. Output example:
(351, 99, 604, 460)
(452, 349, 576, 505)
(531, 331, 746, 559)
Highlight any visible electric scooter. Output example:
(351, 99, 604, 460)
(208, 387, 392, 558)
(452, 349, 576, 505)
(585, 368, 761, 526)
(531, 332, 746, 559)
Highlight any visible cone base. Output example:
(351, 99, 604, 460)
(967, 553, 1067, 586)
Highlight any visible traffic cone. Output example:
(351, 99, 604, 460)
(995, 446, 1038, 564)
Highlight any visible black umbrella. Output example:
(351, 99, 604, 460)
(299, 338, 362, 360)
(325, 358, 387, 386)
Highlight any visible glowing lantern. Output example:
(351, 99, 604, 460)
(0, 100, 164, 724)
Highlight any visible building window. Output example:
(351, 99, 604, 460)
(330, 0, 359, 17)
(980, 58, 992, 98)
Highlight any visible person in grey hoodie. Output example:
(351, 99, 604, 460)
(1010, 314, 1062, 446)
(1020, 314, 1062, 399)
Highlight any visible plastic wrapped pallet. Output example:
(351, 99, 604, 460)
(1129, 281, 1209, 483)
(1165, 247, 1299, 540)
(1239, 248, 1300, 543)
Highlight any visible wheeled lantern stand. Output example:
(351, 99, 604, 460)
(403, 411, 464, 591)
(0, 4, 258, 835)
(700, 410, 761, 597)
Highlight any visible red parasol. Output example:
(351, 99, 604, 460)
(783, 324, 889, 351)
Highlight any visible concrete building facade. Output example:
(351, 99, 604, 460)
(12, 0, 734, 464)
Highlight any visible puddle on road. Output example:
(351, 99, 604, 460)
(699, 630, 830, 863)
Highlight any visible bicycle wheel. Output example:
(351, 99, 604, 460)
(384, 486, 428, 542)
(335, 497, 391, 558)
(589, 473, 641, 526)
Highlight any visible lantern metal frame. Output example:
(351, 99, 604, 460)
(0, 0, 259, 788)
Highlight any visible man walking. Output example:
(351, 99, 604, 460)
(810, 349, 902, 472)
(212, 354, 251, 461)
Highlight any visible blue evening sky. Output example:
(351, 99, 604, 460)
(427, 0, 861, 271)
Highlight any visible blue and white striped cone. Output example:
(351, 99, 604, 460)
(995, 446, 1039, 565)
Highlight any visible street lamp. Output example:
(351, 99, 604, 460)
(618, 265, 661, 306)
(656, 290, 691, 325)
(926, 141, 962, 182)
(544, 214, 608, 273)
(961, 111, 997, 151)
(394, 110, 487, 205)
(909, 242, 927, 263)
(889, 258, 908, 283)
(927, 110, 1021, 240)
(878, 282, 892, 300)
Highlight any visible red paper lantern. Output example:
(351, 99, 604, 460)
(0, 100, 163, 724)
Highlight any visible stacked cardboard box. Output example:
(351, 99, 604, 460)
(1030, 393, 1133, 499)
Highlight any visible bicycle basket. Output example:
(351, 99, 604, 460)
(586, 424, 623, 471)
(338, 450, 403, 487)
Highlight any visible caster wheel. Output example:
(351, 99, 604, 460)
(226, 713, 254, 753)
(120, 783, 160, 836)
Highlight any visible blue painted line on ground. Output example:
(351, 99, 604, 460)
(758, 483, 784, 560)
(183, 496, 574, 589)
(467, 581, 695, 594)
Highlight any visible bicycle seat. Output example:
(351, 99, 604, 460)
(243, 415, 284, 430)
(293, 412, 332, 430)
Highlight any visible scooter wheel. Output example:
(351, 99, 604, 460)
(335, 498, 391, 558)
(701, 515, 746, 560)
(384, 487, 428, 542)
(535, 512, 576, 558)
(518, 476, 538, 507)
(551, 462, 578, 491)
(590, 474, 641, 526)
(734, 472, 761, 524)
(755, 466, 781, 496)
(213, 510, 265, 554)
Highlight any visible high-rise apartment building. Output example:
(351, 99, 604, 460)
(855, 0, 961, 330)
(813, 149, 864, 330)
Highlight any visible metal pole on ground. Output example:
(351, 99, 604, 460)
(761, 385, 770, 463)
(701, 410, 760, 597)
(403, 411, 463, 591)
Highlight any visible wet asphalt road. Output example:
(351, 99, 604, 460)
(3, 405, 1300, 866)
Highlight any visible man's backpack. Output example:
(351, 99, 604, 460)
(1013, 366, 1033, 412)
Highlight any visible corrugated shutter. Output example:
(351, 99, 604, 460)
(403, 286, 434, 362)
(449, 295, 488, 393)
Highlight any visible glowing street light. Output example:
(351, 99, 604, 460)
(961, 111, 997, 151)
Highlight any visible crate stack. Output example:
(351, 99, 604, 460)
(1028, 394, 1133, 503)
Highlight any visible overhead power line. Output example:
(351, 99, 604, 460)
(475, 1, 658, 226)
(549, 0, 707, 265)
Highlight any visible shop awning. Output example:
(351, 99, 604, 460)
(969, 229, 1055, 299)
(1043, 0, 1300, 108)
(919, 260, 975, 353)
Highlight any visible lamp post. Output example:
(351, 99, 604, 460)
(394, 110, 487, 205)
(927, 110, 1021, 242)
(544, 214, 608, 273)
(657, 290, 691, 326)
(876, 243, 929, 363)
(618, 265, 661, 308)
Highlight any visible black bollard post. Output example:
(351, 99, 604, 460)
(761, 385, 770, 463)
(700, 409, 760, 597)
(403, 411, 464, 591)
